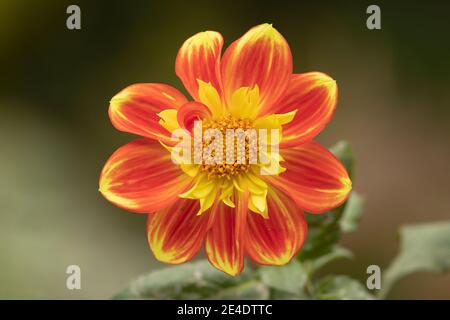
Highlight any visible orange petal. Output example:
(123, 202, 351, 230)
(99, 138, 191, 213)
(245, 186, 307, 265)
(176, 31, 223, 100)
(268, 141, 352, 213)
(221, 23, 292, 115)
(177, 101, 211, 132)
(109, 83, 187, 144)
(205, 193, 248, 276)
(147, 198, 209, 264)
(276, 72, 338, 147)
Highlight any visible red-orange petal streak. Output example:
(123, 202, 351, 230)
(276, 72, 338, 147)
(147, 198, 209, 264)
(205, 193, 248, 276)
(99, 138, 191, 213)
(245, 187, 307, 265)
(177, 101, 212, 132)
(221, 23, 292, 114)
(176, 31, 223, 100)
(268, 141, 352, 213)
(109, 83, 187, 144)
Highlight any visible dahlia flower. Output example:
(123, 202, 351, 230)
(99, 23, 351, 276)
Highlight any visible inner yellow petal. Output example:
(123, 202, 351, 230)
(158, 109, 180, 132)
(228, 86, 261, 120)
(197, 80, 224, 119)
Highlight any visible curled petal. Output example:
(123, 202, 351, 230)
(277, 72, 338, 147)
(246, 186, 307, 265)
(109, 83, 187, 144)
(205, 193, 248, 276)
(99, 138, 191, 213)
(268, 141, 352, 213)
(177, 101, 212, 132)
(176, 31, 223, 100)
(221, 23, 292, 115)
(147, 198, 209, 264)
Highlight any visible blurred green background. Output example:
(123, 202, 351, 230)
(1, 0, 449, 299)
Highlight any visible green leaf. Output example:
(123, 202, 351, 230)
(298, 211, 342, 260)
(304, 246, 353, 276)
(269, 289, 310, 300)
(314, 275, 375, 300)
(340, 192, 365, 233)
(208, 281, 269, 299)
(113, 259, 261, 299)
(379, 220, 450, 298)
(259, 260, 308, 295)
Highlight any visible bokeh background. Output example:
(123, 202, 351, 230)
(1, 0, 449, 299)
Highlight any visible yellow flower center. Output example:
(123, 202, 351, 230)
(168, 82, 296, 216)
(198, 115, 256, 179)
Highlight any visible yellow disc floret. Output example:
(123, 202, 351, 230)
(200, 115, 255, 179)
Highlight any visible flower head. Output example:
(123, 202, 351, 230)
(99, 23, 351, 276)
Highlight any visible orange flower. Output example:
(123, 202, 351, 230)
(99, 23, 352, 276)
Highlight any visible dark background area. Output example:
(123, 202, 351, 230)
(0, 0, 449, 298)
